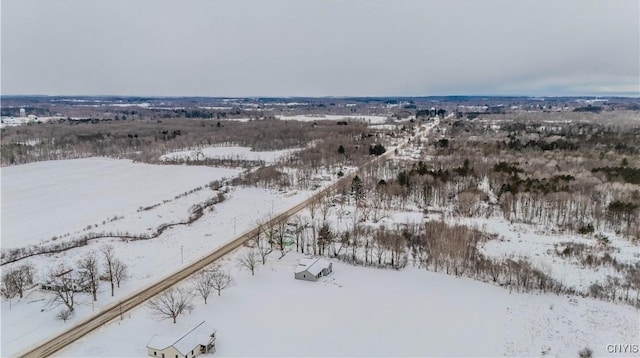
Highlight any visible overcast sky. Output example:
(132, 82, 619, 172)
(1, 0, 638, 97)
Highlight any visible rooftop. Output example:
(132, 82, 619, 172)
(147, 321, 216, 355)
(294, 257, 331, 276)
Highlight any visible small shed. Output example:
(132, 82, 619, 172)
(147, 321, 216, 358)
(294, 257, 332, 281)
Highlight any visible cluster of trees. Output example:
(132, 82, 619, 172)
(1, 117, 391, 167)
(592, 165, 640, 184)
(43, 246, 128, 321)
(1, 246, 129, 319)
(1, 264, 35, 308)
(243, 148, 638, 306)
(147, 266, 233, 323)
(1, 238, 89, 265)
(360, 128, 640, 240)
(416, 108, 447, 118)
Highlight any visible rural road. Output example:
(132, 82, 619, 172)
(18, 124, 430, 358)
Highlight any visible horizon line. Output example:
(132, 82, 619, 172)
(2, 93, 639, 99)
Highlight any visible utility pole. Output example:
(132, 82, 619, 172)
(234, 217, 237, 235)
(180, 245, 184, 264)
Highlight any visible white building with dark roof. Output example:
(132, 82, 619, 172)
(147, 321, 216, 358)
(294, 257, 332, 281)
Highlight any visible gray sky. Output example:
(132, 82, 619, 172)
(1, 0, 638, 97)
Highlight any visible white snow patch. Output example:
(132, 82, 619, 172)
(0, 158, 240, 248)
(57, 251, 639, 357)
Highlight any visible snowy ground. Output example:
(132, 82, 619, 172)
(160, 146, 301, 164)
(2, 133, 639, 357)
(0, 185, 313, 357)
(454, 216, 640, 292)
(278, 114, 389, 124)
(57, 249, 639, 357)
(0, 154, 322, 356)
(1, 158, 240, 248)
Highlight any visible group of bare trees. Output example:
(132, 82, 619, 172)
(42, 245, 128, 320)
(147, 266, 233, 323)
(272, 162, 640, 307)
(1, 115, 386, 170)
(1, 263, 35, 308)
(236, 217, 297, 276)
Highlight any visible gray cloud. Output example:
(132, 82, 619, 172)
(1, 0, 638, 96)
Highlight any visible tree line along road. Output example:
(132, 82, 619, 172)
(18, 125, 429, 358)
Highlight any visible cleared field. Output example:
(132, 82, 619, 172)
(0, 158, 240, 248)
(59, 250, 639, 357)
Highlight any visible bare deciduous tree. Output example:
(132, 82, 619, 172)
(211, 269, 234, 296)
(102, 245, 116, 296)
(253, 220, 272, 265)
(147, 287, 193, 324)
(78, 251, 100, 301)
(112, 259, 128, 288)
(191, 269, 215, 304)
(238, 249, 258, 276)
(1, 277, 17, 310)
(46, 267, 80, 312)
(275, 219, 288, 252)
(1, 263, 35, 299)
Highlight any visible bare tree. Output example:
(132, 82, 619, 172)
(293, 215, 308, 254)
(238, 249, 258, 275)
(147, 287, 193, 324)
(46, 267, 80, 312)
(317, 223, 333, 257)
(1, 263, 35, 299)
(320, 195, 333, 224)
(274, 219, 288, 252)
(191, 269, 215, 304)
(253, 220, 273, 265)
(112, 259, 128, 288)
(101, 245, 116, 296)
(78, 251, 100, 301)
(308, 197, 320, 255)
(211, 269, 234, 296)
(1, 276, 17, 310)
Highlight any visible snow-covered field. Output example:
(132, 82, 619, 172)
(278, 114, 389, 124)
(160, 146, 301, 164)
(2, 132, 639, 357)
(58, 249, 639, 357)
(1, 184, 313, 357)
(0, 155, 321, 356)
(1, 158, 240, 248)
(454, 216, 640, 292)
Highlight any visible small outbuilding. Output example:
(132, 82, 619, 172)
(294, 257, 332, 281)
(147, 321, 217, 358)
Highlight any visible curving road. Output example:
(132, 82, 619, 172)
(18, 126, 426, 358)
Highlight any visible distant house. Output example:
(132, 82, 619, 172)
(40, 268, 88, 292)
(147, 321, 217, 358)
(294, 257, 332, 281)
